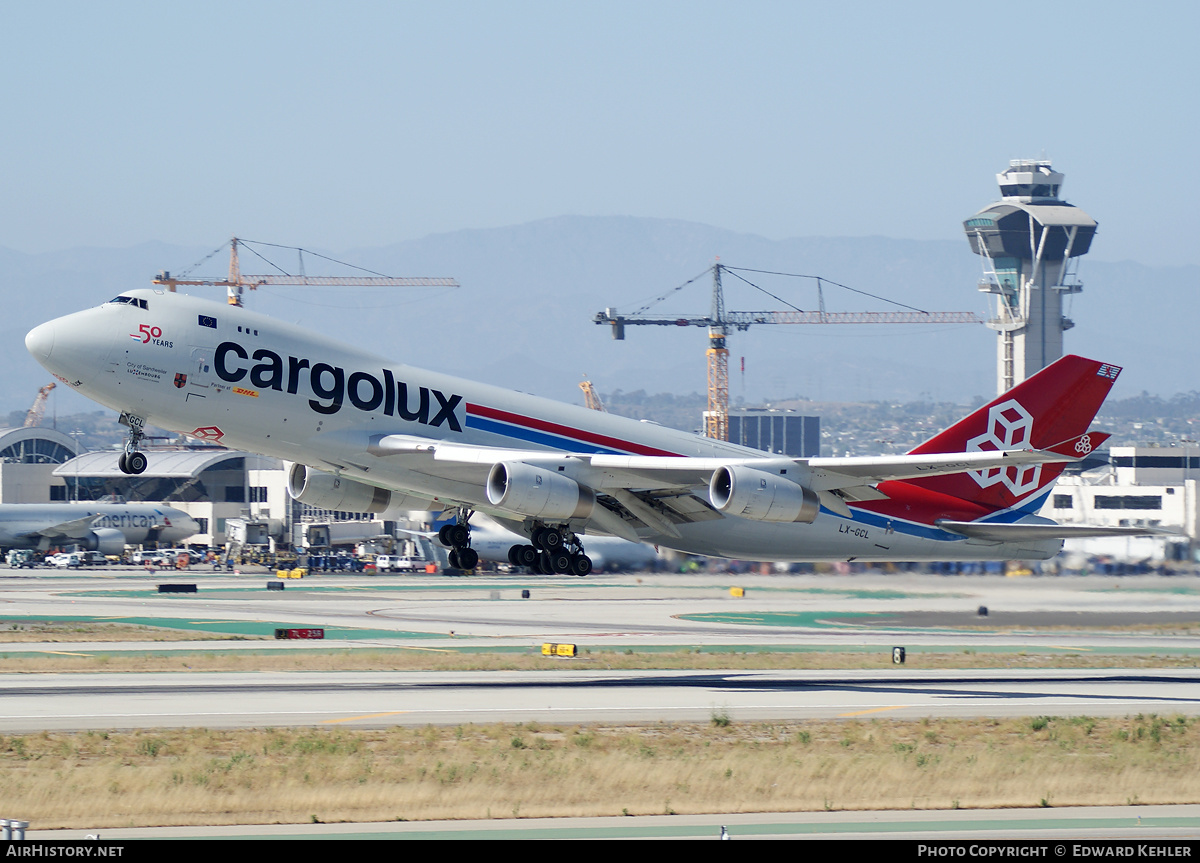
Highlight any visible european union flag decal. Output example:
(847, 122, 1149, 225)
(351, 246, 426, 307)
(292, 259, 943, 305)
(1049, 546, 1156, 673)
(198, 315, 217, 329)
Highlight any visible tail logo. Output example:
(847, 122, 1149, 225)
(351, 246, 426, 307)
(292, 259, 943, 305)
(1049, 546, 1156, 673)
(1075, 434, 1094, 455)
(966, 399, 1042, 497)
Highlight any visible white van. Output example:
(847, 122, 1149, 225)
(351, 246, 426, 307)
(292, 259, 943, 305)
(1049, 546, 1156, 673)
(375, 555, 425, 573)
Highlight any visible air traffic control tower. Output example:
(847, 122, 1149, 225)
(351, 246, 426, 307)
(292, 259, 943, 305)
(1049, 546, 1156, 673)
(964, 160, 1097, 394)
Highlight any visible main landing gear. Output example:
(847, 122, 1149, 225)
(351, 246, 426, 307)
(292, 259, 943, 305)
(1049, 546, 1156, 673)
(439, 510, 479, 570)
(508, 524, 592, 577)
(117, 413, 148, 475)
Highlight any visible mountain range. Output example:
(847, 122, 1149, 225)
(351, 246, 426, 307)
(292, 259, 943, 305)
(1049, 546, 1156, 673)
(3, 216, 1195, 420)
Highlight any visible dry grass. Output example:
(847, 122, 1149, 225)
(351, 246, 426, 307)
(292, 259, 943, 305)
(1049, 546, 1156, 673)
(4, 715, 1199, 829)
(0, 648, 1195, 676)
(0, 647, 1197, 674)
(0, 621, 261, 643)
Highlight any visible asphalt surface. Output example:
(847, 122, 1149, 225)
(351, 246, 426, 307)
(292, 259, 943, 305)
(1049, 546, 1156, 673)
(4, 567, 1200, 840)
(29, 804, 1200, 840)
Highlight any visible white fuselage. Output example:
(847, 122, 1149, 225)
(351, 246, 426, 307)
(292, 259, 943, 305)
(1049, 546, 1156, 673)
(0, 503, 199, 550)
(26, 290, 1061, 562)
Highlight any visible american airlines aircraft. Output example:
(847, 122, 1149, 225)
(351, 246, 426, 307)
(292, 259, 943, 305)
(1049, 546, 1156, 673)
(0, 502, 199, 554)
(26, 289, 1150, 574)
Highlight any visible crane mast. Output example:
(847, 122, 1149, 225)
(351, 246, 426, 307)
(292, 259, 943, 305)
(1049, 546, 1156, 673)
(24, 383, 55, 428)
(579, 376, 607, 412)
(706, 265, 730, 440)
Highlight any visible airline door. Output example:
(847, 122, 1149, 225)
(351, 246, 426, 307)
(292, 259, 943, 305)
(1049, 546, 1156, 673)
(183, 346, 222, 401)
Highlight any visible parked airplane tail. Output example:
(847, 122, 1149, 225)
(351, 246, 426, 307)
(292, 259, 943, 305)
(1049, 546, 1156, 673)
(896, 355, 1120, 515)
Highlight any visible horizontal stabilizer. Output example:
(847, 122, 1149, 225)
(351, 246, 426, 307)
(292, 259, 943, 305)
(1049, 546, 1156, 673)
(936, 519, 1176, 541)
(1042, 431, 1111, 458)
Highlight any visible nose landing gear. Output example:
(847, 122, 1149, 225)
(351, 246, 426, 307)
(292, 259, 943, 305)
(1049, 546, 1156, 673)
(117, 413, 148, 475)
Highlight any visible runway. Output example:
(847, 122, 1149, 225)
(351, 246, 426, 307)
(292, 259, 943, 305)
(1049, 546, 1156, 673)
(3, 667, 1200, 733)
(2, 569, 1200, 732)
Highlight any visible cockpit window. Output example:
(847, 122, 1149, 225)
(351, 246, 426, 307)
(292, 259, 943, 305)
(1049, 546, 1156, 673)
(109, 295, 149, 310)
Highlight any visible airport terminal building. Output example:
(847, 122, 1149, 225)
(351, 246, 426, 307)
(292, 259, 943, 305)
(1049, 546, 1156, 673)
(0, 425, 293, 548)
(1043, 446, 1199, 561)
(0, 426, 82, 504)
(0, 429, 413, 550)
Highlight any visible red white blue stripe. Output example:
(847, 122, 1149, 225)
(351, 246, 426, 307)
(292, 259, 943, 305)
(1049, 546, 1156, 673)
(466, 403, 680, 457)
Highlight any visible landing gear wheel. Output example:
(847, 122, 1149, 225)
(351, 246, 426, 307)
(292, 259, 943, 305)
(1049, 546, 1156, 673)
(539, 529, 564, 551)
(548, 551, 574, 574)
(456, 547, 478, 570)
(125, 451, 148, 474)
(516, 545, 538, 568)
(570, 555, 593, 577)
(118, 413, 147, 476)
(446, 523, 469, 548)
(447, 549, 461, 569)
(438, 524, 454, 546)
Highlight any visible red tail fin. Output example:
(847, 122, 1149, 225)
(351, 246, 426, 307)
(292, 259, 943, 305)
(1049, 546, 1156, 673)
(903, 355, 1120, 512)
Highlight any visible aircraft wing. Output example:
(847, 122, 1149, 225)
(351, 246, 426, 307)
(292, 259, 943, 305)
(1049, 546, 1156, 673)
(363, 431, 1093, 532)
(393, 526, 439, 539)
(32, 514, 103, 540)
(370, 432, 1080, 491)
(935, 520, 1176, 541)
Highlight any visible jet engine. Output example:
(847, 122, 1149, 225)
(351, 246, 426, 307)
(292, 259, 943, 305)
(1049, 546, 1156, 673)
(80, 527, 126, 555)
(486, 462, 595, 520)
(708, 465, 820, 524)
(286, 463, 433, 513)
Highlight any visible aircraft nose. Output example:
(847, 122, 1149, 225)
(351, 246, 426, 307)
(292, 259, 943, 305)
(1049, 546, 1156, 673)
(25, 321, 55, 363)
(27, 309, 114, 386)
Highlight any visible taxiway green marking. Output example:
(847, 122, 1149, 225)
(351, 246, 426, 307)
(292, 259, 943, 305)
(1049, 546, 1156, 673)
(680, 610, 879, 628)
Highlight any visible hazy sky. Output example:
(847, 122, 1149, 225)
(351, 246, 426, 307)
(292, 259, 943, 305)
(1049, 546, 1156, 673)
(2, 1, 1197, 266)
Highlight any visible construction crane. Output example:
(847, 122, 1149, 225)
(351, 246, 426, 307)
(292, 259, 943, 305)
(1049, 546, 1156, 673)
(24, 383, 55, 428)
(595, 263, 983, 441)
(579, 376, 607, 412)
(153, 237, 458, 307)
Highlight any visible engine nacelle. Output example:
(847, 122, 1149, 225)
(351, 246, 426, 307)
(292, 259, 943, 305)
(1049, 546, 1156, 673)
(81, 527, 126, 555)
(486, 462, 595, 520)
(286, 463, 433, 513)
(709, 465, 820, 524)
